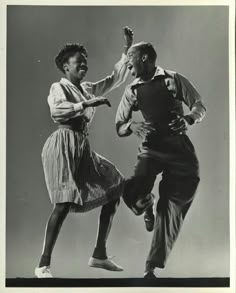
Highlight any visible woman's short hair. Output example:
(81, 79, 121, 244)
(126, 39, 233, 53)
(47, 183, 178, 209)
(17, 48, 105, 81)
(55, 43, 88, 73)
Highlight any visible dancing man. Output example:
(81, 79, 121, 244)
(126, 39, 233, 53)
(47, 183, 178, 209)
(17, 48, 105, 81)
(116, 42, 206, 278)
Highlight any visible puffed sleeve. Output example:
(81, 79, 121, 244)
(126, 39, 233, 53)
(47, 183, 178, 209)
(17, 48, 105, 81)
(48, 82, 85, 123)
(175, 73, 206, 123)
(115, 86, 137, 137)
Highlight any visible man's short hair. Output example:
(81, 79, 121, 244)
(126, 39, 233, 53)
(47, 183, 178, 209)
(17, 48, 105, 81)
(55, 43, 88, 73)
(133, 42, 157, 63)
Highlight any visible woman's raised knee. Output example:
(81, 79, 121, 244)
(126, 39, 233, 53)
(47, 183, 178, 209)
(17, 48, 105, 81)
(54, 203, 71, 216)
(102, 198, 120, 215)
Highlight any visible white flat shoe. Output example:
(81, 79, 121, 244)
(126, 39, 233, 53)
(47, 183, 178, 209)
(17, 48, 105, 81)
(35, 266, 53, 278)
(88, 257, 124, 271)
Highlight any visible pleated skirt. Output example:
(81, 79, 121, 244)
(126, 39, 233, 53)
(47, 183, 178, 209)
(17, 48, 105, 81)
(41, 128, 124, 213)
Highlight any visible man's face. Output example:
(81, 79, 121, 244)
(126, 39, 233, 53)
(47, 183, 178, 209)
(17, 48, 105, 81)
(64, 52, 88, 80)
(127, 46, 144, 78)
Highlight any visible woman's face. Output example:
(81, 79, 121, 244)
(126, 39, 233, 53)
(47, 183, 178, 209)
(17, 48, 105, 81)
(63, 52, 88, 81)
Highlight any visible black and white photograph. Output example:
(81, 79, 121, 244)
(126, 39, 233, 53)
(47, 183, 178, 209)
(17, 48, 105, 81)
(1, 1, 235, 291)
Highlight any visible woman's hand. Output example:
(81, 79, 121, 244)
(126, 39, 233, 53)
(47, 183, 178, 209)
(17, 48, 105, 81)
(83, 97, 111, 108)
(123, 26, 134, 54)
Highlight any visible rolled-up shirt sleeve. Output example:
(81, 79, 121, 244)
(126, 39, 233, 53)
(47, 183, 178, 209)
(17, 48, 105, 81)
(116, 86, 136, 137)
(175, 73, 206, 123)
(82, 54, 129, 97)
(48, 82, 84, 123)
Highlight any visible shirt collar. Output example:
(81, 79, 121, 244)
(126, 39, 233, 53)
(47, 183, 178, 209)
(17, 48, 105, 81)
(130, 66, 166, 87)
(60, 77, 80, 89)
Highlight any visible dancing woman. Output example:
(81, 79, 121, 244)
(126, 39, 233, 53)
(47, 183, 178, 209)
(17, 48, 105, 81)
(35, 27, 133, 278)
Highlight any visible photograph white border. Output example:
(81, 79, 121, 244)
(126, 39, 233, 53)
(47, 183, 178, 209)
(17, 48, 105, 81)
(0, 0, 235, 292)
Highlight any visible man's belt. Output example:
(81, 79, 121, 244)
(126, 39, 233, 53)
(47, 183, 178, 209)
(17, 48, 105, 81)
(148, 122, 186, 136)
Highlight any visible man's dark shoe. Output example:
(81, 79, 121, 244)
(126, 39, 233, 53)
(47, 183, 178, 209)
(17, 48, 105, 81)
(144, 207, 155, 232)
(144, 271, 157, 279)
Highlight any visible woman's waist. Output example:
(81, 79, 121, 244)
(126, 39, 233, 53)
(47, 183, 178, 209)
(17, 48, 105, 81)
(58, 116, 89, 134)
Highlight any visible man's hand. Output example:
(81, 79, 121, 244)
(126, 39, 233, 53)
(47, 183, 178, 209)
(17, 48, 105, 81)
(83, 97, 111, 108)
(169, 112, 193, 134)
(123, 26, 134, 53)
(130, 121, 155, 139)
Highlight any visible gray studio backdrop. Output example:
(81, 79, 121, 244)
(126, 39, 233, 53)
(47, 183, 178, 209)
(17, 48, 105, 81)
(6, 6, 229, 278)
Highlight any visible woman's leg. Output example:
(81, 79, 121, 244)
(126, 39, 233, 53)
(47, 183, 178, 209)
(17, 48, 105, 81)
(92, 198, 120, 259)
(38, 202, 71, 267)
(88, 199, 123, 271)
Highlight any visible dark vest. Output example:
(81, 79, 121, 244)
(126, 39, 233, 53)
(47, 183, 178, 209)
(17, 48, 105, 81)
(135, 77, 183, 124)
(134, 76, 184, 136)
